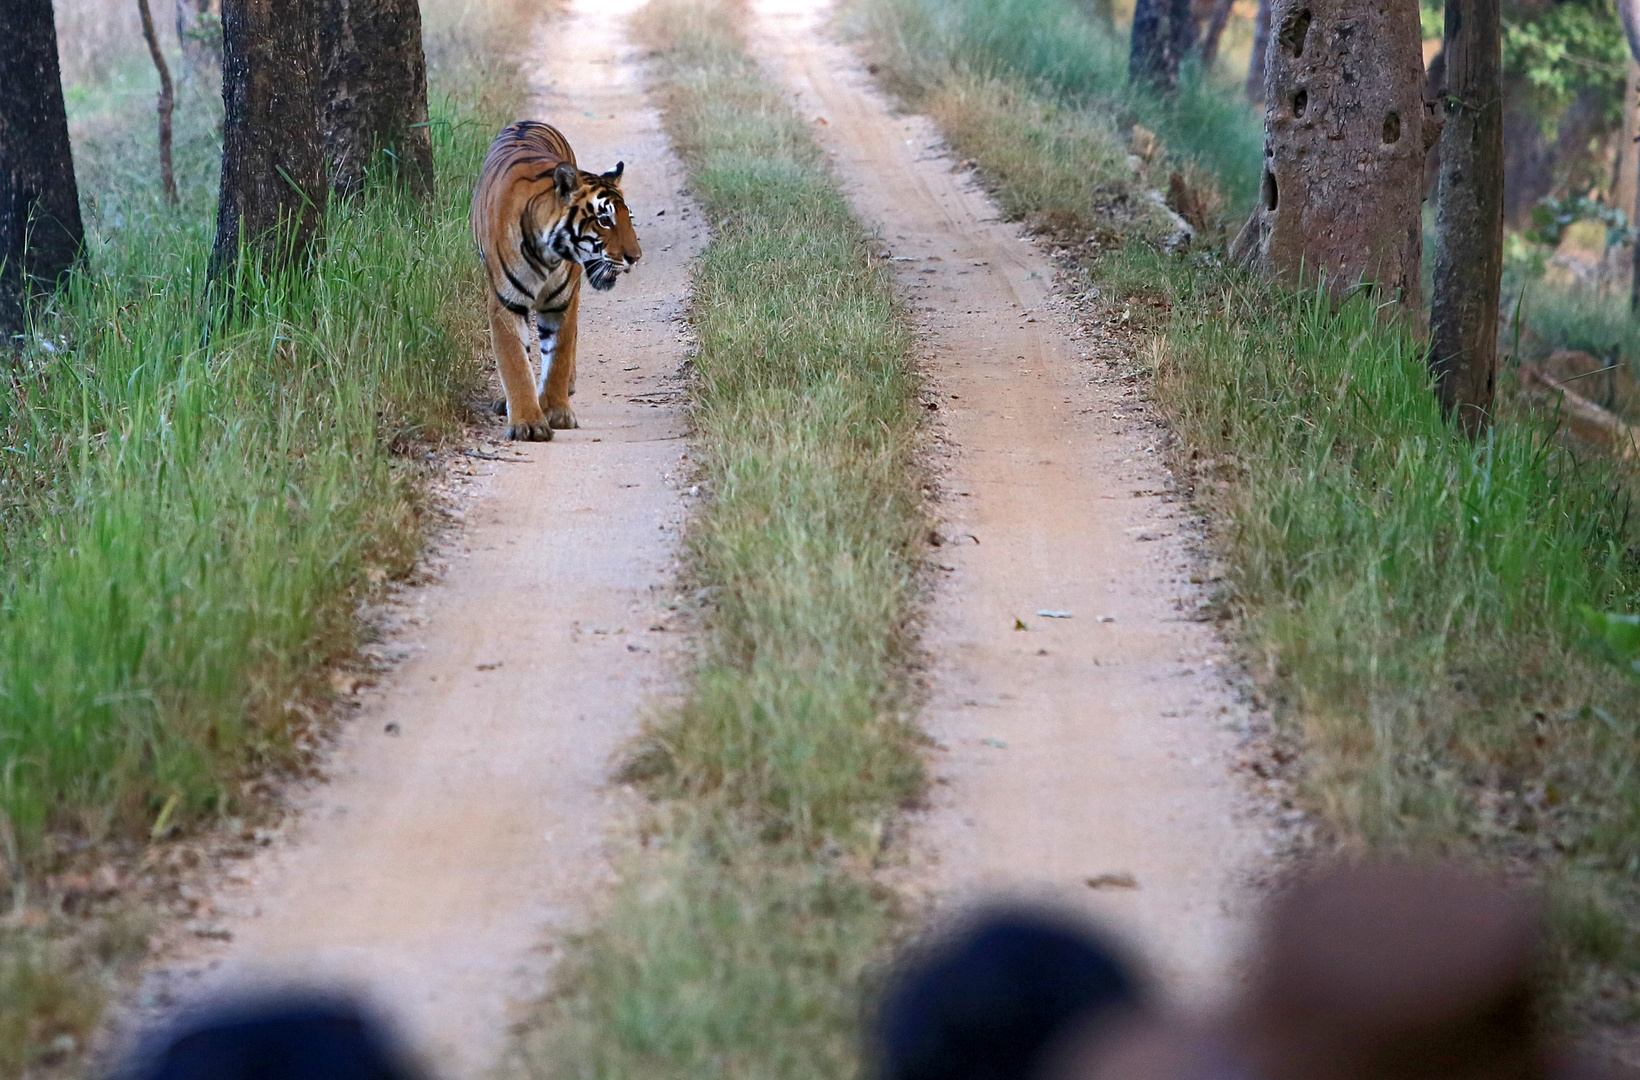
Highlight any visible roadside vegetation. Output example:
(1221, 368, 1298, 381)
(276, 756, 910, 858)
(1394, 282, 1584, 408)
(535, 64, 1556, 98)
(511, 1, 924, 1076)
(857, 0, 1640, 1021)
(0, 5, 524, 1074)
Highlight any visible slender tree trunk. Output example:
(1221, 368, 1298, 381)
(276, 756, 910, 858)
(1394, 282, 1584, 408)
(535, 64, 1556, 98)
(1246, 0, 1271, 100)
(209, 0, 327, 286)
(1236, 0, 1433, 314)
(1628, 61, 1640, 314)
(1200, 0, 1235, 66)
(1614, 59, 1638, 226)
(1423, 48, 1445, 195)
(1129, 0, 1193, 92)
(137, 0, 179, 206)
(1430, 0, 1503, 435)
(1619, 0, 1640, 312)
(317, 0, 434, 201)
(0, 0, 85, 338)
(175, 0, 221, 77)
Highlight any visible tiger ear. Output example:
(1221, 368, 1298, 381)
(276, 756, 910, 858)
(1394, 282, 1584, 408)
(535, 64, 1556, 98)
(553, 162, 579, 198)
(602, 161, 625, 185)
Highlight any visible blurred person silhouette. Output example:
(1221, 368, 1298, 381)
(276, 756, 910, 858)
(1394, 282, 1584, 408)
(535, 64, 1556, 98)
(872, 905, 1148, 1080)
(117, 992, 421, 1080)
(874, 862, 1610, 1080)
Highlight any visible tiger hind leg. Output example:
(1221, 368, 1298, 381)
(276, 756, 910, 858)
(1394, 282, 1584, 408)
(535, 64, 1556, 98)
(538, 272, 581, 430)
(489, 294, 552, 441)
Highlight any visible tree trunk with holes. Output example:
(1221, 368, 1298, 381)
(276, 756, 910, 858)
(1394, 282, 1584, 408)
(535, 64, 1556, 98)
(1246, 0, 1271, 100)
(1129, 0, 1194, 92)
(1236, 0, 1433, 313)
(1429, 0, 1502, 435)
(0, 0, 84, 338)
(317, 0, 434, 201)
(209, 0, 327, 286)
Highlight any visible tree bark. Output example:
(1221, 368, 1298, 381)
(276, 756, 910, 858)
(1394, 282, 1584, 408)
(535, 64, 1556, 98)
(317, 0, 434, 201)
(137, 0, 179, 206)
(1238, 0, 1433, 314)
(1429, 0, 1503, 436)
(1246, 0, 1271, 100)
(209, 0, 327, 286)
(1129, 0, 1195, 92)
(1200, 0, 1236, 66)
(0, 0, 85, 337)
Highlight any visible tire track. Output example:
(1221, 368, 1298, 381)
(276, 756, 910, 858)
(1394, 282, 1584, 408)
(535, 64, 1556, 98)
(750, 0, 1262, 999)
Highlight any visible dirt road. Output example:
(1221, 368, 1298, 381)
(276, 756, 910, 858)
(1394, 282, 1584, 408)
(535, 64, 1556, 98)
(126, 3, 700, 1074)
(750, 0, 1262, 999)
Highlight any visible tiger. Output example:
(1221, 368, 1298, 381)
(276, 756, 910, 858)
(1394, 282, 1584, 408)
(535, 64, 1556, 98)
(470, 120, 642, 441)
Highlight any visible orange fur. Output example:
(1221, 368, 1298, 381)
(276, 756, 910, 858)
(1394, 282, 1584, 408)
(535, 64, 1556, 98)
(471, 121, 642, 440)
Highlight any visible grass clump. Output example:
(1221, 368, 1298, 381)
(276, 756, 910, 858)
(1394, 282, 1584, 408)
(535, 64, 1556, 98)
(859, 0, 1640, 1020)
(514, 0, 923, 1076)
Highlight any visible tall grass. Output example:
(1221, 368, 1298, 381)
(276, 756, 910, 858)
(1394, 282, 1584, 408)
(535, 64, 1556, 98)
(859, 0, 1640, 1020)
(0, 7, 522, 1071)
(0, 93, 494, 867)
(514, 1, 924, 1075)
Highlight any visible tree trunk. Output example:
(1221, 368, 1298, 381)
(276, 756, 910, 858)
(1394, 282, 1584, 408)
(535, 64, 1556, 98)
(1422, 49, 1445, 197)
(1619, 0, 1640, 312)
(1129, 0, 1194, 92)
(137, 0, 179, 206)
(1238, 0, 1433, 313)
(1613, 58, 1639, 226)
(0, 0, 85, 337)
(1246, 0, 1271, 100)
(317, 0, 434, 201)
(175, 0, 221, 76)
(209, 0, 327, 287)
(1200, 0, 1236, 66)
(1429, 0, 1503, 436)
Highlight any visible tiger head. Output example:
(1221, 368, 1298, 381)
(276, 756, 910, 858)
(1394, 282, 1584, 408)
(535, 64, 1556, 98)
(547, 161, 641, 291)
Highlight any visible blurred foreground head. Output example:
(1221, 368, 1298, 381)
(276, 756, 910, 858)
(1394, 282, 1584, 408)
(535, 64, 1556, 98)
(1068, 861, 1555, 1080)
(872, 905, 1145, 1080)
(876, 863, 1578, 1080)
(1228, 861, 1543, 1080)
(118, 993, 420, 1080)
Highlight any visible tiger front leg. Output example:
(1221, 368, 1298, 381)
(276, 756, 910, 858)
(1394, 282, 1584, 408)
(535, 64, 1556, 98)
(538, 274, 581, 430)
(488, 294, 552, 441)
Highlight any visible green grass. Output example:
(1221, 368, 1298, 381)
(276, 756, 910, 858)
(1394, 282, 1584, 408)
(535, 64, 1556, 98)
(860, 0, 1640, 1024)
(512, 1, 924, 1075)
(0, 9, 522, 1074)
(851, 0, 1264, 210)
(1, 84, 494, 865)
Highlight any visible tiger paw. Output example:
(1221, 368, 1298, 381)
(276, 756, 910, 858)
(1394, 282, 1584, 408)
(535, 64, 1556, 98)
(545, 406, 578, 430)
(505, 417, 555, 441)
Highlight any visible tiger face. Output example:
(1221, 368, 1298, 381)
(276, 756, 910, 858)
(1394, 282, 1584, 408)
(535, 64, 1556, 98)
(547, 161, 641, 291)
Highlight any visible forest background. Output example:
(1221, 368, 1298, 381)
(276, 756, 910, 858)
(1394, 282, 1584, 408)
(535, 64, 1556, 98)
(12, 0, 1640, 1073)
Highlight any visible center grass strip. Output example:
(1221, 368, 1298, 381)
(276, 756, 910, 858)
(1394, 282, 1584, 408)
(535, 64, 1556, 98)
(512, 1, 925, 1076)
